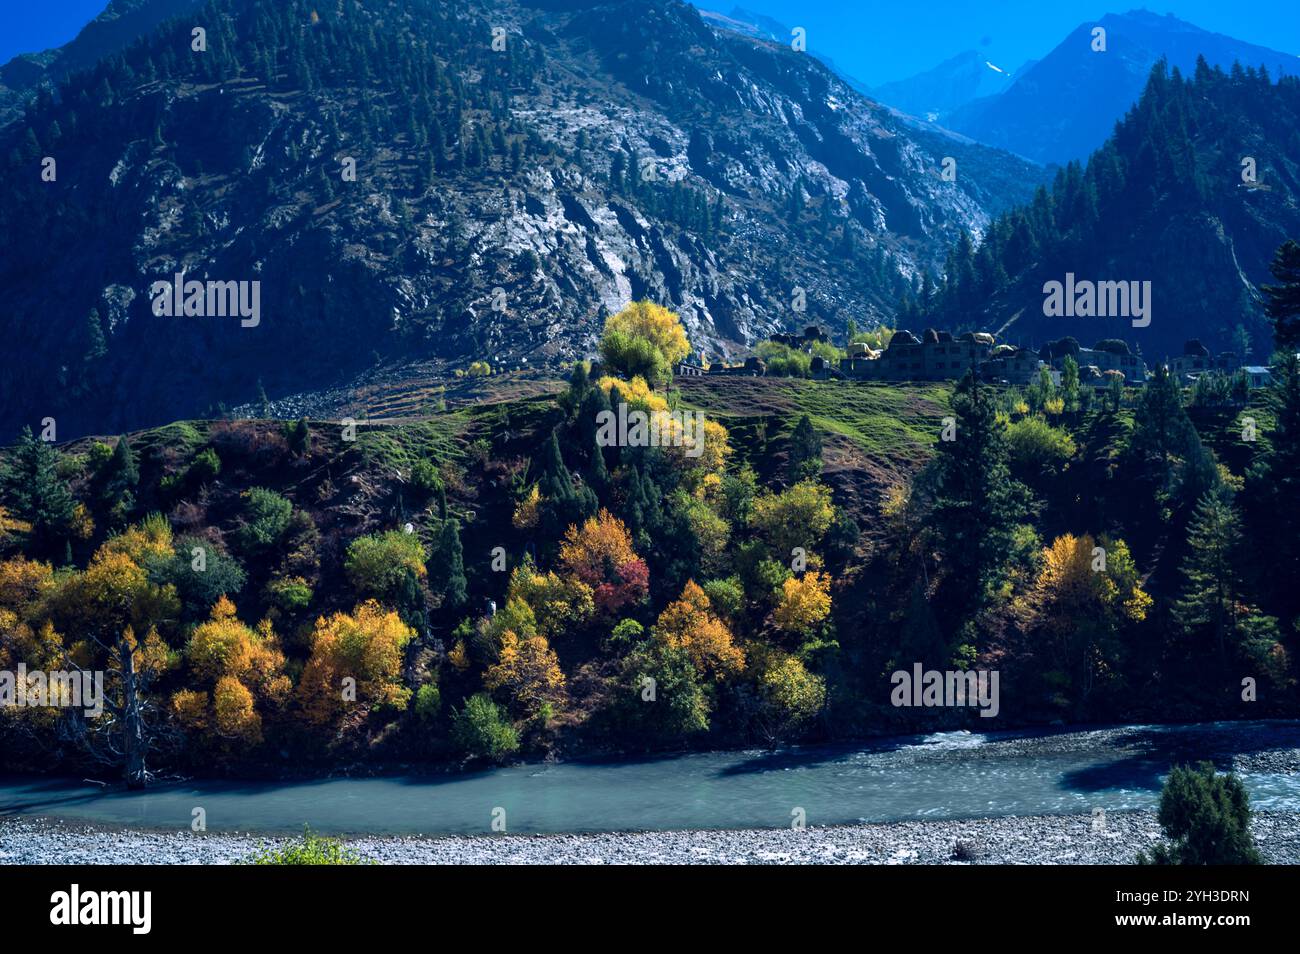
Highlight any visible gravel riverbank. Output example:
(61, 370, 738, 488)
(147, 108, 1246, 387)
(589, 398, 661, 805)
(3, 810, 1299, 865)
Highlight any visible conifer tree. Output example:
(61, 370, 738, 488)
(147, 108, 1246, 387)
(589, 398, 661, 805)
(0, 427, 76, 555)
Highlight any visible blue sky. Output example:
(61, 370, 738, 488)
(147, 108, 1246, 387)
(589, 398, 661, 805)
(4, 1, 1300, 87)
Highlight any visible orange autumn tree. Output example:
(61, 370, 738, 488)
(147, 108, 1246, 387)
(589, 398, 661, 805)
(172, 596, 290, 745)
(558, 509, 649, 616)
(653, 579, 745, 680)
(297, 600, 415, 725)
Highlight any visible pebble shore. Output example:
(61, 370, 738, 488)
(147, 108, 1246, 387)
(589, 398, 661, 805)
(4, 810, 1299, 865)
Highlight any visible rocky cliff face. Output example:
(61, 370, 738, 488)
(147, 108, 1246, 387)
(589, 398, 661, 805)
(0, 0, 1041, 439)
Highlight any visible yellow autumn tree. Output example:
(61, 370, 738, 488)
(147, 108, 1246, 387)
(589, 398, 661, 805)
(174, 596, 290, 744)
(97, 513, 174, 566)
(0, 556, 55, 613)
(558, 509, 648, 615)
(653, 579, 745, 679)
(1027, 533, 1151, 710)
(297, 601, 415, 725)
(483, 629, 566, 716)
(599, 301, 690, 385)
(512, 484, 542, 530)
(213, 675, 261, 744)
(506, 558, 594, 640)
(773, 570, 832, 634)
(751, 480, 835, 558)
(597, 375, 732, 484)
(760, 653, 827, 731)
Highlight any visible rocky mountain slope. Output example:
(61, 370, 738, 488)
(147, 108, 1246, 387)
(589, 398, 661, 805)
(0, 0, 1041, 440)
(948, 10, 1299, 165)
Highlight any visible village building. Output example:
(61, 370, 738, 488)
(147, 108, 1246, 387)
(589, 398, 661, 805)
(980, 345, 1046, 385)
(1168, 339, 1240, 384)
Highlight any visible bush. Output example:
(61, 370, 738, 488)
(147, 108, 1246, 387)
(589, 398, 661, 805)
(146, 536, 247, 622)
(344, 530, 426, 601)
(410, 458, 444, 498)
(607, 618, 646, 652)
(1137, 762, 1261, 865)
(235, 488, 293, 554)
(451, 693, 519, 762)
(188, 447, 221, 484)
(756, 341, 811, 377)
(412, 682, 441, 720)
(264, 575, 313, 613)
(243, 827, 370, 865)
(1005, 416, 1075, 484)
(701, 577, 744, 621)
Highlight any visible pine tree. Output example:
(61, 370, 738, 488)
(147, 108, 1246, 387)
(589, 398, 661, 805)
(100, 434, 139, 522)
(927, 372, 1026, 625)
(0, 427, 75, 555)
(1139, 763, 1261, 865)
(1261, 239, 1300, 349)
(538, 429, 574, 503)
(83, 308, 108, 364)
(430, 518, 467, 608)
(787, 414, 822, 484)
(1242, 352, 1300, 625)
(1173, 491, 1246, 667)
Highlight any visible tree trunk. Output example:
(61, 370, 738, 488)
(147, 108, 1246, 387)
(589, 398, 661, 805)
(118, 638, 148, 789)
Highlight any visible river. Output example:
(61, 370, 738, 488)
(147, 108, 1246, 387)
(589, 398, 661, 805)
(2, 721, 1297, 836)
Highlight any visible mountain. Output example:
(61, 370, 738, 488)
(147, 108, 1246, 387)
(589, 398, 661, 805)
(0, 0, 204, 127)
(0, 0, 1042, 440)
(912, 61, 1300, 360)
(694, 5, 871, 92)
(869, 50, 1020, 122)
(948, 9, 1300, 165)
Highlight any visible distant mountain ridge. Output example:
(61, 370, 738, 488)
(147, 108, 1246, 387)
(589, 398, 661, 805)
(0, 0, 204, 127)
(948, 9, 1300, 164)
(869, 50, 1022, 123)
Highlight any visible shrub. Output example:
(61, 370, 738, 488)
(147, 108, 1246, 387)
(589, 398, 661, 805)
(410, 458, 444, 498)
(412, 682, 441, 720)
(607, 618, 646, 652)
(146, 536, 247, 622)
(756, 341, 811, 377)
(235, 488, 293, 554)
(344, 530, 426, 601)
(188, 447, 221, 484)
(451, 693, 519, 762)
(264, 575, 313, 613)
(1137, 762, 1261, 865)
(243, 827, 370, 865)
